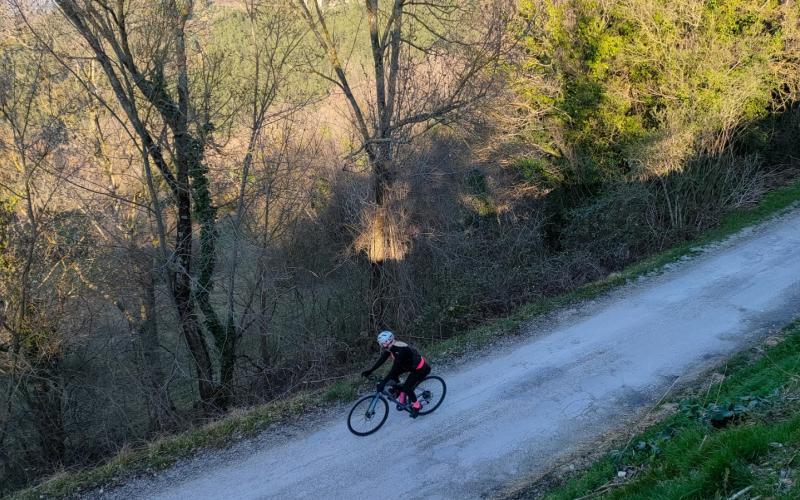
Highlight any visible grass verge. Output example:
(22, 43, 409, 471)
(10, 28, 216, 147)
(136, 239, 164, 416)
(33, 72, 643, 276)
(8, 394, 319, 500)
(531, 321, 800, 500)
(10, 179, 800, 499)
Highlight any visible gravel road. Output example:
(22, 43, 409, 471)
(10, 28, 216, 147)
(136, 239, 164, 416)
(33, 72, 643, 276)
(103, 208, 800, 500)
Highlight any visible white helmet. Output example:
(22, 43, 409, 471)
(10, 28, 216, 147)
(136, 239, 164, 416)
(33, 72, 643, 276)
(377, 330, 395, 348)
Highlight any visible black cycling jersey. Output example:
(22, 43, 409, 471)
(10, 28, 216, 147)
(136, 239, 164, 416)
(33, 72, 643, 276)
(367, 341, 424, 383)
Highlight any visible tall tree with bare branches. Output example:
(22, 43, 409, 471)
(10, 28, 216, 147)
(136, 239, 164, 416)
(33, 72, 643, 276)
(49, 0, 225, 406)
(38, 0, 308, 408)
(294, 0, 511, 332)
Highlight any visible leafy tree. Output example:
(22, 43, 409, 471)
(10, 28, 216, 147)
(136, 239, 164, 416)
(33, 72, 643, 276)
(514, 0, 800, 182)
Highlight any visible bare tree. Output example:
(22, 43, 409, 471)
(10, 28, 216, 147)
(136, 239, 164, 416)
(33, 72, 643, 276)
(219, 0, 306, 396)
(21, 0, 312, 408)
(293, 0, 511, 331)
(40, 0, 224, 406)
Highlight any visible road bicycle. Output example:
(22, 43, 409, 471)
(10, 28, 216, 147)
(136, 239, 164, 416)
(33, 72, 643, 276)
(347, 375, 446, 436)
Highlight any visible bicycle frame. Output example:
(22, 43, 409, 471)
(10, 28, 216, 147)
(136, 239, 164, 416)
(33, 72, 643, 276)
(368, 382, 411, 414)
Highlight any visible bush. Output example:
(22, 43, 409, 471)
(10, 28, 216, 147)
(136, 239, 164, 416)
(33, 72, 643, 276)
(563, 182, 658, 269)
(562, 152, 769, 269)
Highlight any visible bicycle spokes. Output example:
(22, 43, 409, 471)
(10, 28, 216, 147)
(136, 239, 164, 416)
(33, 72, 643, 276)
(347, 394, 389, 436)
(413, 376, 446, 416)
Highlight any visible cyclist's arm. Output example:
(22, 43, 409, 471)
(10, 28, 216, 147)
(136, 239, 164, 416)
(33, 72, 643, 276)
(366, 350, 389, 374)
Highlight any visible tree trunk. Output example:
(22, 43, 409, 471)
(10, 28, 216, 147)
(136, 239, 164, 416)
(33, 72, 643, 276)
(174, 182, 215, 403)
(220, 319, 236, 402)
(189, 151, 233, 407)
(367, 142, 394, 333)
(173, 41, 220, 405)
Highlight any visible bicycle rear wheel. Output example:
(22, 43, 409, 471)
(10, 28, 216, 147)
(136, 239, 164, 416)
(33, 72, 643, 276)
(414, 376, 446, 415)
(347, 394, 389, 436)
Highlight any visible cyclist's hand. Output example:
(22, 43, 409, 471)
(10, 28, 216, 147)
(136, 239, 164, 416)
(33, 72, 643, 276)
(361, 370, 371, 378)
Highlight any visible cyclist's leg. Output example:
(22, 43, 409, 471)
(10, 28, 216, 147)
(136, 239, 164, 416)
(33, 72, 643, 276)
(394, 373, 408, 403)
(402, 364, 431, 403)
(388, 374, 404, 401)
(387, 374, 401, 393)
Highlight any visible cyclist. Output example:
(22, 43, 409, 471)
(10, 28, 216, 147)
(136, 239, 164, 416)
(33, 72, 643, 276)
(361, 330, 430, 418)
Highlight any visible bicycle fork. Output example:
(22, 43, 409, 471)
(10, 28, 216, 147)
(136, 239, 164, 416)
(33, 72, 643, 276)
(366, 394, 382, 417)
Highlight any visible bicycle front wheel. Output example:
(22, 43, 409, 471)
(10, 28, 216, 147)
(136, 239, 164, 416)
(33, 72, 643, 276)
(347, 394, 389, 436)
(414, 376, 446, 415)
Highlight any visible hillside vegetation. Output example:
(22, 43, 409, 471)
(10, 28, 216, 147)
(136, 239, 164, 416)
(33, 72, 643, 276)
(0, 0, 799, 494)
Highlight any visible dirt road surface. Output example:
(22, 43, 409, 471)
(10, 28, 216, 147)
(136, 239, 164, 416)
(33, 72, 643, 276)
(104, 209, 800, 499)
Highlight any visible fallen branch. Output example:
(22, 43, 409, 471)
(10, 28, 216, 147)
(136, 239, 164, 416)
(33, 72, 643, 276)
(728, 485, 753, 500)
